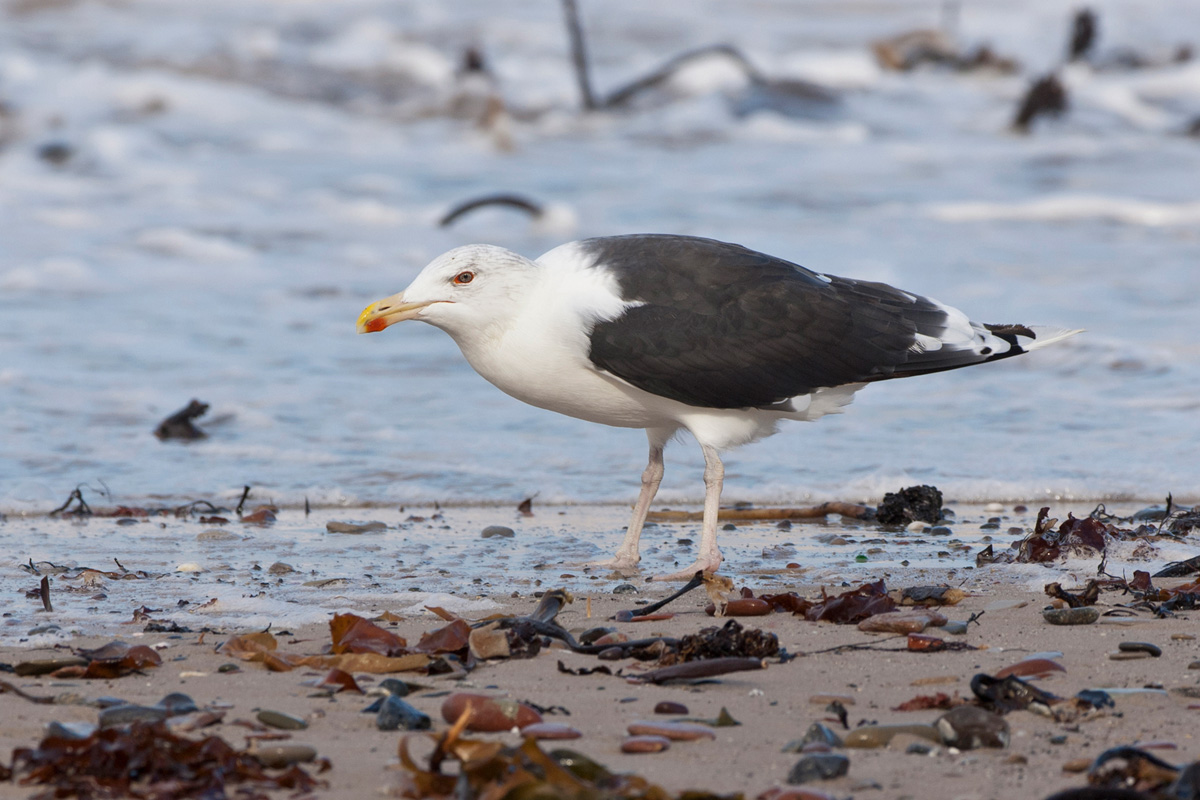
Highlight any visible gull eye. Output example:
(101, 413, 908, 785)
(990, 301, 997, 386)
(453, 271, 475, 285)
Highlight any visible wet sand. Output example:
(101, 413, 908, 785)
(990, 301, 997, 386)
(1, 505, 1198, 799)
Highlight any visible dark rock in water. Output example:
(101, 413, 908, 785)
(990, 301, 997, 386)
(1013, 74, 1068, 132)
(37, 141, 73, 165)
(936, 706, 1009, 749)
(154, 399, 209, 441)
(1043, 606, 1099, 625)
(612, 583, 638, 595)
(1069, 8, 1098, 62)
(481, 525, 515, 538)
(1132, 504, 1170, 522)
(876, 485, 943, 525)
(376, 695, 431, 731)
(787, 752, 850, 784)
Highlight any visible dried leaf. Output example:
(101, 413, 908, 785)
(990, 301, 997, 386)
(416, 619, 471, 654)
(329, 612, 408, 656)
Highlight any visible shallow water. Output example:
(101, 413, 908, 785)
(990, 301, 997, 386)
(1, 502, 1192, 646)
(2, 2, 1200, 514)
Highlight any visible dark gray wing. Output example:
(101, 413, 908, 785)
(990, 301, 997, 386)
(584, 235, 1018, 410)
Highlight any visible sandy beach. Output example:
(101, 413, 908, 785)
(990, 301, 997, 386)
(2, 503, 1197, 800)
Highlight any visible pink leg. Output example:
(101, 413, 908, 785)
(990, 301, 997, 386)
(589, 428, 672, 572)
(651, 444, 724, 581)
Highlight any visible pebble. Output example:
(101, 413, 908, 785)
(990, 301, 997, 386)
(786, 753, 850, 784)
(100, 705, 168, 727)
(929, 526, 953, 536)
(175, 563, 204, 573)
(376, 695, 431, 731)
(996, 657, 1067, 679)
(844, 725, 940, 749)
(709, 598, 771, 616)
(256, 710, 307, 731)
(1109, 651, 1152, 661)
(250, 744, 317, 769)
(1171, 633, 1196, 641)
(580, 627, 615, 644)
(621, 735, 671, 754)
(326, 521, 387, 534)
(374, 678, 411, 698)
(267, 562, 297, 575)
(941, 621, 969, 635)
(480, 525, 515, 538)
(1189, 661, 1200, 671)
(1042, 606, 1099, 625)
(1062, 758, 1091, 773)
(45, 721, 97, 740)
(612, 584, 638, 595)
(906, 741, 934, 755)
(1118, 641, 1162, 657)
(654, 701, 688, 715)
(196, 529, 238, 541)
(983, 598, 1028, 613)
(520, 722, 582, 740)
(800, 722, 843, 749)
(935, 706, 1009, 750)
(26, 624, 61, 636)
(468, 626, 511, 660)
(440, 693, 542, 732)
(857, 609, 947, 634)
(626, 721, 716, 741)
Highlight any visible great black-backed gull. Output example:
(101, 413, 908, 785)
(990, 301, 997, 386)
(357, 234, 1077, 580)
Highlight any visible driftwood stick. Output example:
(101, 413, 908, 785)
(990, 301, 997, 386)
(627, 656, 766, 684)
(604, 44, 765, 108)
(560, 0, 597, 110)
(646, 502, 873, 523)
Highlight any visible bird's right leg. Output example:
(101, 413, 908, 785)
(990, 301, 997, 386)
(589, 428, 672, 572)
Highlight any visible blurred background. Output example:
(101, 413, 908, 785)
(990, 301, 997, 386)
(2, 0, 1199, 513)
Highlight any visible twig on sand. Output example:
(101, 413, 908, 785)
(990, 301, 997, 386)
(560, 0, 597, 110)
(647, 502, 873, 523)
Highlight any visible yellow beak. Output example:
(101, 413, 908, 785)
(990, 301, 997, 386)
(356, 293, 434, 333)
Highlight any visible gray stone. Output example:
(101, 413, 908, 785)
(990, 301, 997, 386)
(256, 709, 307, 730)
(801, 721, 844, 749)
(612, 583, 638, 595)
(786, 753, 850, 784)
(481, 525, 515, 538)
(326, 520, 387, 534)
(1118, 641, 1162, 657)
(935, 706, 1009, 750)
(376, 695, 432, 731)
(1043, 606, 1099, 625)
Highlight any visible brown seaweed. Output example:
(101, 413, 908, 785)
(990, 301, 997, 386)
(11, 720, 327, 799)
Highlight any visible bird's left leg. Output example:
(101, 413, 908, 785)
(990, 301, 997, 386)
(588, 427, 673, 572)
(651, 443, 724, 581)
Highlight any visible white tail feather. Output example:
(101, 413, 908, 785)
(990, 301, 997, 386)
(1023, 326, 1084, 351)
